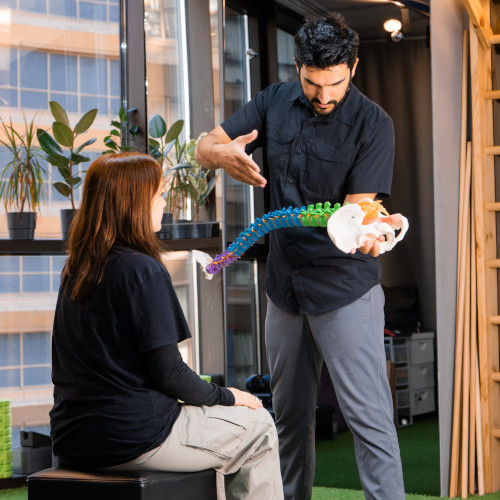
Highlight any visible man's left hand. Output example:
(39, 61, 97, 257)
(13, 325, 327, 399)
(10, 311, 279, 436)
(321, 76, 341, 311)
(351, 214, 403, 257)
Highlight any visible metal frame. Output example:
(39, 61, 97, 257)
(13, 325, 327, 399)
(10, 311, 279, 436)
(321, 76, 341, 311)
(120, 0, 148, 152)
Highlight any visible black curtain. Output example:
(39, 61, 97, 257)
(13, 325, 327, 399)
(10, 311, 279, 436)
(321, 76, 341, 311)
(353, 38, 436, 332)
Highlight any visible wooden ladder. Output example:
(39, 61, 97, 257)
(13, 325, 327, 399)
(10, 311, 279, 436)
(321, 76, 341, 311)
(460, 0, 500, 495)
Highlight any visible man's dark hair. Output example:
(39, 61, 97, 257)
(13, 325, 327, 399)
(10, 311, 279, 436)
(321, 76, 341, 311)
(294, 16, 359, 70)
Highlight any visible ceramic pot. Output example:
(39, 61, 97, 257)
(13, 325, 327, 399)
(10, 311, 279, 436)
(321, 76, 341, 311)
(157, 213, 174, 240)
(7, 212, 36, 240)
(60, 208, 77, 241)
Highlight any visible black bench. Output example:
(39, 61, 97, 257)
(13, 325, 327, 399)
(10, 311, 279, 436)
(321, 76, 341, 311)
(27, 467, 217, 500)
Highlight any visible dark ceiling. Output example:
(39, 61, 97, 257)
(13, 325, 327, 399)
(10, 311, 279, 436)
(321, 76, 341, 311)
(313, 0, 430, 41)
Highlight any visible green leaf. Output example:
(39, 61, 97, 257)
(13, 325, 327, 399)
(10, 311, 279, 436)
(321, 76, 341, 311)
(149, 138, 160, 148)
(56, 165, 70, 179)
(111, 120, 121, 128)
(165, 119, 184, 143)
(53, 122, 74, 147)
(48, 153, 69, 169)
(164, 140, 175, 156)
(71, 153, 90, 165)
(69, 176, 82, 186)
(110, 130, 120, 137)
(74, 108, 98, 134)
(74, 138, 97, 154)
(149, 114, 167, 138)
(54, 182, 71, 197)
(49, 101, 70, 127)
(130, 125, 139, 135)
(37, 129, 63, 155)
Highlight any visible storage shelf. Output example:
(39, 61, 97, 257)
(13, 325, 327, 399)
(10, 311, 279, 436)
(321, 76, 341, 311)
(0, 237, 221, 255)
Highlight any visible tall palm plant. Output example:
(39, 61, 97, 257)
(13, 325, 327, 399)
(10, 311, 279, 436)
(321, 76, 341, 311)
(0, 114, 46, 213)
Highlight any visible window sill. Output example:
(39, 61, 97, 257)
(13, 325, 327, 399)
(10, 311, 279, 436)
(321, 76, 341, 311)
(0, 237, 222, 255)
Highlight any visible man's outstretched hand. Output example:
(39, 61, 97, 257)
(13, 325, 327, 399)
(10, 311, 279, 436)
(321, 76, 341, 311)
(217, 130, 267, 188)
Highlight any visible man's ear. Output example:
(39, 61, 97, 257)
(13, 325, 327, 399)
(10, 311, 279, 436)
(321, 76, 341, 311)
(350, 58, 359, 78)
(295, 59, 300, 74)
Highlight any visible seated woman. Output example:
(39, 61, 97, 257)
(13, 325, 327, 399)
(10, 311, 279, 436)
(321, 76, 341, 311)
(50, 152, 283, 500)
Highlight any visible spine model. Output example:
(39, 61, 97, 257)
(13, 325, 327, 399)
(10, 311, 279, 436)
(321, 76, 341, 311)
(206, 202, 341, 275)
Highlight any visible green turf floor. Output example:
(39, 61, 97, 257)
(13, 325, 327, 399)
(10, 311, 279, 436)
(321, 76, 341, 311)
(314, 415, 440, 496)
(2, 486, 499, 499)
(1, 416, 499, 499)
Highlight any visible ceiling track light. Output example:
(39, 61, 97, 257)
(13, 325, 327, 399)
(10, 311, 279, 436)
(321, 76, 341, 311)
(383, 18, 404, 43)
(388, 0, 430, 17)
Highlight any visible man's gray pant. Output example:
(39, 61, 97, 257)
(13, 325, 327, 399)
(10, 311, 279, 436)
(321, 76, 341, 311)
(265, 285, 405, 500)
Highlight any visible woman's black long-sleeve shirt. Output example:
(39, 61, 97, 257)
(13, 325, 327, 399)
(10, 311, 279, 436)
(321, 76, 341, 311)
(50, 246, 233, 469)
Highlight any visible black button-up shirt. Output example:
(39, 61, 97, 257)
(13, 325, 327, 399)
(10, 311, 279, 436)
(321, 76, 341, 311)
(221, 81, 394, 314)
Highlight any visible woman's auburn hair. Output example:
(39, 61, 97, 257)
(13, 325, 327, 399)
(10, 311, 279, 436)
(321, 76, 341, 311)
(62, 152, 164, 302)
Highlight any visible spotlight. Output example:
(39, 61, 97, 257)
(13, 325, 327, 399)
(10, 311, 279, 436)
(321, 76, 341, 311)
(384, 19, 404, 43)
(383, 19, 402, 33)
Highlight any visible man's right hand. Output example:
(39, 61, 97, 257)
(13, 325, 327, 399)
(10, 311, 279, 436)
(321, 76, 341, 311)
(195, 127, 267, 188)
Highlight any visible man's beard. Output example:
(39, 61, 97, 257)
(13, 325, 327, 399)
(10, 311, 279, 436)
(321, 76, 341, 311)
(309, 77, 352, 116)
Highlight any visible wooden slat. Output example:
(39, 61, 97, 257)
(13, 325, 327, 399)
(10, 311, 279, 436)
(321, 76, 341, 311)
(492, 372, 500, 382)
(487, 259, 500, 268)
(494, 429, 500, 438)
(486, 202, 500, 211)
(484, 145, 500, 155)
(484, 90, 500, 99)
(489, 34, 500, 45)
(464, 0, 494, 48)
(470, 15, 500, 491)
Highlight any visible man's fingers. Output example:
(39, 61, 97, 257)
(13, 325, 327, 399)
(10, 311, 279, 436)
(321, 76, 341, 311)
(229, 156, 267, 187)
(234, 129, 258, 146)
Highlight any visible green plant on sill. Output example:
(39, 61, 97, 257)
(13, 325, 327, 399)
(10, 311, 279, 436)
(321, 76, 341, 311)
(102, 107, 139, 154)
(37, 101, 97, 210)
(148, 115, 218, 222)
(0, 113, 46, 213)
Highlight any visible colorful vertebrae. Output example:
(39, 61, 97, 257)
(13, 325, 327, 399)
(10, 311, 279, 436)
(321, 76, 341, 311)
(206, 202, 341, 275)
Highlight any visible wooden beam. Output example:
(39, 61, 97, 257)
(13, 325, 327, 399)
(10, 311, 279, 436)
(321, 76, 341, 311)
(464, 0, 494, 49)
(489, 316, 500, 325)
(494, 429, 500, 439)
(492, 372, 500, 382)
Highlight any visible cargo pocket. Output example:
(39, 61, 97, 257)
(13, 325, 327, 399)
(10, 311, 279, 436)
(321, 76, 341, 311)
(181, 406, 248, 459)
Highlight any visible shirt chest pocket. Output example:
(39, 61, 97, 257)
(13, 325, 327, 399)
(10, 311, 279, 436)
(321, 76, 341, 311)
(267, 124, 296, 177)
(304, 140, 355, 200)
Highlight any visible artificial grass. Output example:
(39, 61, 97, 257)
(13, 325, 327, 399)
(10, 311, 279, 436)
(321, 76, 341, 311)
(0, 489, 26, 500)
(3, 486, 500, 500)
(1, 417, 498, 499)
(311, 486, 500, 499)
(314, 415, 440, 496)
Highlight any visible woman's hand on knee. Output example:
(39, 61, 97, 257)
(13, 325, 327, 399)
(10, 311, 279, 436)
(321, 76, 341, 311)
(228, 388, 263, 409)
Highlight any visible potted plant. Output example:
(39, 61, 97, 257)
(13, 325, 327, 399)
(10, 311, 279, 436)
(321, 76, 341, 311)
(149, 115, 218, 239)
(0, 114, 46, 240)
(37, 101, 97, 239)
(102, 107, 139, 154)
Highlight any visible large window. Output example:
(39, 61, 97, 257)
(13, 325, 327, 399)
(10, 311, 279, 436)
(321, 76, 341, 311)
(145, 0, 188, 131)
(0, 3, 120, 438)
